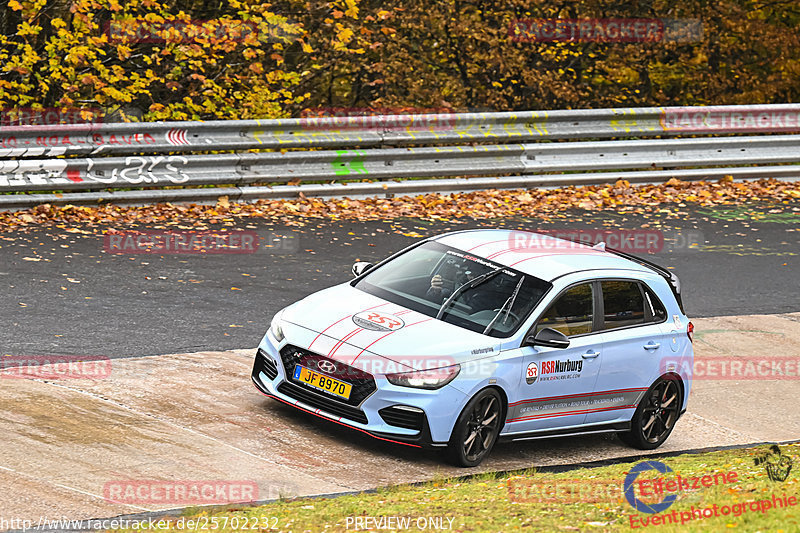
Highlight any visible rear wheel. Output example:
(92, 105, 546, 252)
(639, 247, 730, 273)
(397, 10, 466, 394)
(620, 376, 681, 450)
(446, 388, 503, 467)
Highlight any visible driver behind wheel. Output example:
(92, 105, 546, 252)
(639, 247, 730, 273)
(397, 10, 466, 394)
(426, 262, 462, 303)
(427, 267, 509, 316)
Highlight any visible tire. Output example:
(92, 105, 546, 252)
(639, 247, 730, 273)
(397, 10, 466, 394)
(446, 388, 503, 467)
(620, 376, 682, 450)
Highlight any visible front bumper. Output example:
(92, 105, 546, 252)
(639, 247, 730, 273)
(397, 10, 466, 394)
(251, 342, 461, 449)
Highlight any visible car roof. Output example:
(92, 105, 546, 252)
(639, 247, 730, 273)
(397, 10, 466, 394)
(432, 229, 653, 282)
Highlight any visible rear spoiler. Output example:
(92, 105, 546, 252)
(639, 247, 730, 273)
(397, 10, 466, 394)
(603, 248, 685, 314)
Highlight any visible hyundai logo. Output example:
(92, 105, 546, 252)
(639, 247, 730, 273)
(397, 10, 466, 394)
(317, 360, 337, 374)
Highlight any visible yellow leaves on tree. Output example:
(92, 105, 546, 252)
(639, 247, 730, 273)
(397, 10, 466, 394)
(0, 0, 311, 121)
(343, 0, 359, 19)
(296, 1, 800, 115)
(335, 25, 355, 47)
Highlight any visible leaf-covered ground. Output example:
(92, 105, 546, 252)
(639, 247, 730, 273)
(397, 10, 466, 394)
(1, 178, 799, 233)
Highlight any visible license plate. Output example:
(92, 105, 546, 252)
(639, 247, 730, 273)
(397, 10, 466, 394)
(293, 364, 352, 400)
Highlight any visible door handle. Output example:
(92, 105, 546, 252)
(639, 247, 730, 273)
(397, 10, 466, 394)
(582, 350, 600, 359)
(643, 342, 661, 350)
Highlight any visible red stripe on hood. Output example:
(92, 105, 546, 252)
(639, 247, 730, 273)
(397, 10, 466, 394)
(349, 317, 433, 366)
(308, 302, 387, 349)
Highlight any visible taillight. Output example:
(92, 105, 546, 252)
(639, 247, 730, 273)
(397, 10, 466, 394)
(687, 321, 694, 343)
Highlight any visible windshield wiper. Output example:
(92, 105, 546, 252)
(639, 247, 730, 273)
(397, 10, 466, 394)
(436, 267, 503, 320)
(483, 275, 525, 335)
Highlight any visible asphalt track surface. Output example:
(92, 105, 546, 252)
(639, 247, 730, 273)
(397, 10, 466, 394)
(1, 202, 798, 358)
(1, 200, 799, 526)
(2, 314, 800, 524)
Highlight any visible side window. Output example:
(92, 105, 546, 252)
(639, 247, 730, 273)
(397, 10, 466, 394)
(535, 283, 594, 337)
(601, 280, 645, 330)
(643, 285, 667, 323)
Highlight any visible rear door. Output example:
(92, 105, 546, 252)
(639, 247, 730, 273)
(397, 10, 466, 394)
(584, 279, 670, 425)
(506, 282, 604, 434)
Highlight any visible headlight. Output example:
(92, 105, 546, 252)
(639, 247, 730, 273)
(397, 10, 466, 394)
(270, 310, 286, 343)
(386, 365, 460, 390)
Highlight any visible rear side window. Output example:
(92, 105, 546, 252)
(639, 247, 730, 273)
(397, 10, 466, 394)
(644, 286, 668, 322)
(601, 280, 645, 330)
(535, 283, 594, 337)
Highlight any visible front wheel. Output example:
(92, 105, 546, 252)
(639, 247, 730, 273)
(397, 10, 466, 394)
(446, 388, 503, 467)
(620, 376, 682, 450)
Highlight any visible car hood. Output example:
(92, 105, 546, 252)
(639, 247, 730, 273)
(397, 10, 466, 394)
(281, 283, 503, 372)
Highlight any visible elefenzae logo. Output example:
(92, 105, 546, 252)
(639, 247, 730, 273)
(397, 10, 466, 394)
(624, 461, 678, 514)
(624, 460, 740, 515)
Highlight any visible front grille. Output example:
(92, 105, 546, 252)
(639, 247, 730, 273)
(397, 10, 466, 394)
(379, 405, 425, 431)
(254, 349, 279, 380)
(277, 381, 369, 424)
(278, 345, 377, 407)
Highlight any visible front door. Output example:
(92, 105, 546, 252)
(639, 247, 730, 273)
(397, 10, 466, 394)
(505, 282, 604, 434)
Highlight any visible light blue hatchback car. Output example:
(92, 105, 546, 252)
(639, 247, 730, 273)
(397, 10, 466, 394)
(252, 229, 694, 466)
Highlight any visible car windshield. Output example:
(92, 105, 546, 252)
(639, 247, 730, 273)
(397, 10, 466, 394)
(353, 241, 551, 338)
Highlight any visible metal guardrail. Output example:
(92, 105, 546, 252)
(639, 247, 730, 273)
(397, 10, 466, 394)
(1, 104, 800, 208)
(2, 108, 658, 157)
(5, 103, 800, 158)
(5, 166, 798, 210)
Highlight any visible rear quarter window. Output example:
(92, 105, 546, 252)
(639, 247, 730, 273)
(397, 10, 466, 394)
(643, 284, 668, 323)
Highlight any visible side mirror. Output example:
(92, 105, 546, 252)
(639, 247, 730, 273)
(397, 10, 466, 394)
(525, 327, 570, 349)
(352, 261, 374, 277)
